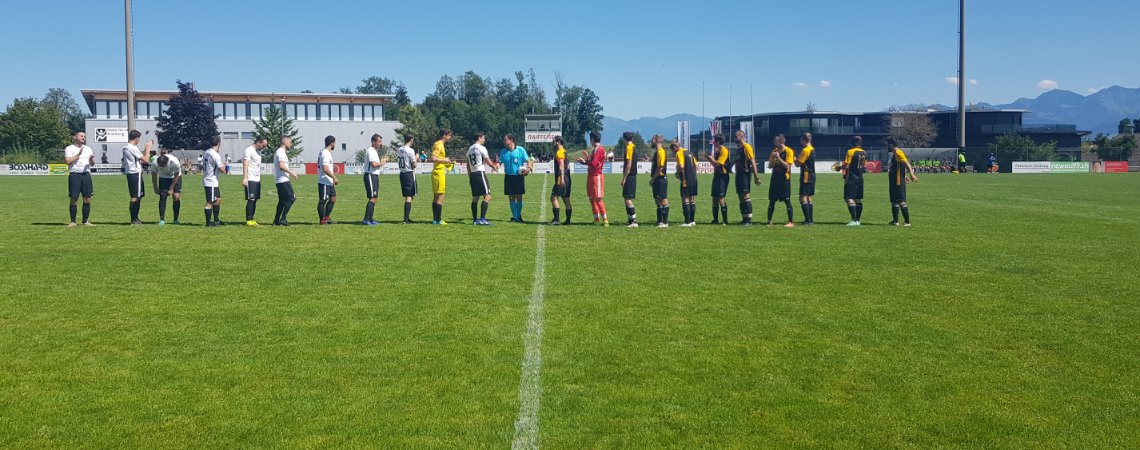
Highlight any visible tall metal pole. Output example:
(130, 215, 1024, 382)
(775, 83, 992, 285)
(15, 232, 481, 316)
(957, 0, 966, 159)
(125, 0, 135, 131)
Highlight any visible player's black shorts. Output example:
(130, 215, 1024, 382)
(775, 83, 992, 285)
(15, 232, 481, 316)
(799, 172, 816, 196)
(318, 184, 336, 201)
(126, 173, 145, 198)
(622, 174, 637, 199)
(680, 184, 698, 198)
(769, 178, 791, 202)
(204, 186, 221, 203)
(889, 182, 907, 203)
(651, 176, 668, 200)
(158, 177, 182, 194)
(711, 173, 729, 197)
(68, 172, 93, 198)
(245, 181, 261, 200)
(504, 174, 525, 196)
(276, 181, 296, 202)
(844, 181, 864, 200)
(551, 174, 572, 198)
(399, 172, 417, 197)
(363, 174, 379, 199)
(735, 171, 752, 195)
(469, 171, 490, 197)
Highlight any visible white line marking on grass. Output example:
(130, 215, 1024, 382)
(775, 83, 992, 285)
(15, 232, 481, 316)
(512, 174, 548, 450)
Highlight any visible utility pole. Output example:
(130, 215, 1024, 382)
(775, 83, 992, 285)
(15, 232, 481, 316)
(125, 0, 136, 131)
(957, 0, 966, 165)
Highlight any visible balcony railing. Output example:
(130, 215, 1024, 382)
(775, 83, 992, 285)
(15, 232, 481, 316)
(980, 124, 1078, 133)
(787, 126, 888, 135)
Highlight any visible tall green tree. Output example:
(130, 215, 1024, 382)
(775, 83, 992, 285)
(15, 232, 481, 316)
(41, 88, 86, 133)
(253, 104, 303, 159)
(1091, 133, 1136, 161)
(887, 112, 938, 148)
(155, 81, 219, 150)
(0, 98, 71, 160)
(987, 133, 1057, 162)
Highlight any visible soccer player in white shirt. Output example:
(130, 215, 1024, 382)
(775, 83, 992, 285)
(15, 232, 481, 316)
(361, 133, 388, 226)
(122, 130, 153, 225)
(242, 138, 268, 226)
(64, 131, 96, 227)
(150, 149, 183, 225)
(317, 136, 340, 225)
(272, 137, 300, 226)
(201, 135, 227, 226)
(396, 135, 418, 224)
(466, 132, 499, 225)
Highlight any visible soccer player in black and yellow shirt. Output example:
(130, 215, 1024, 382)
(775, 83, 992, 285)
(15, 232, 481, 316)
(733, 130, 760, 226)
(674, 141, 699, 227)
(707, 135, 730, 225)
(767, 134, 796, 228)
(649, 135, 670, 227)
(886, 137, 918, 226)
(795, 133, 816, 225)
(840, 136, 868, 226)
(550, 136, 573, 225)
(619, 132, 639, 227)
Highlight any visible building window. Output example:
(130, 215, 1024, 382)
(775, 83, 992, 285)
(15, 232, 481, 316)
(96, 101, 108, 119)
(341, 143, 347, 150)
(305, 104, 316, 121)
(327, 104, 341, 121)
(119, 102, 127, 119)
(353, 105, 363, 121)
(213, 103, 224, 118)
(222, 132, 239, 139)
(319, 104, 330, 121)
(240, 132, 256, 140)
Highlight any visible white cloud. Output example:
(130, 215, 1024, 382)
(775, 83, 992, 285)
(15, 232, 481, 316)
(1086, 86, 1106, 94)
(969, 79, 979, 86)
(1037, 79, 1059, 90)
(819, 80, 832, 89)
(792, 81, 807, 88)
(945, 76, 959, 85)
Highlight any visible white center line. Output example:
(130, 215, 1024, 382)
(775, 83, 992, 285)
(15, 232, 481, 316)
(512, 174, 548, 450)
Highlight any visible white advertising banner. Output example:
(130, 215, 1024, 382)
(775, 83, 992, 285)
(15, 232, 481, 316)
(740, 121, 754, 147)
(1012, 161, 1051, 174)
(677, 121, 690, 150)
(91, 163, 123, 175)
(93, 127, 129, 143)
(0, 164, 51, 175)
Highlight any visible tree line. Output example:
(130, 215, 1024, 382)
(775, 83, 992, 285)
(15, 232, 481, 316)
(0, 89, 86, 163)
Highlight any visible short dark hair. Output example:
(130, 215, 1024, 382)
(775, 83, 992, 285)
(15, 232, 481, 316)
(553, 135, 564, 145)
(589, 131, 601, 144)
(402, 133, 413, 144)
(157, 155, 169, 166)
(886, 137, 898, 148)
(439, 128, 452, 138)
(504, 134, 515, 143)
(775, 134, 786, 144)
(325, 135, 336, 147)
(714, 136, 725, 145)
(255, 137, 268, 144)
(622, 131, 635, 142)
(128, 130, 142, 141)
(852, 136, 863, 147)
(474, 132, 485, 141)
(371, 133, 383, 144)
(801, 132, 813, 143)
(212, 135, 222, 146)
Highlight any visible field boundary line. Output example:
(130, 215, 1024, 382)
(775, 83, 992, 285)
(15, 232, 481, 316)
(512, 173, 548, 450)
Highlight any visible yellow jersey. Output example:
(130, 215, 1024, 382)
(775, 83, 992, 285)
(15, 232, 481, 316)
(431, 140, 447, 173)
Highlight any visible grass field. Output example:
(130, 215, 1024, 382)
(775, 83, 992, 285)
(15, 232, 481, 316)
(0, 171, 1137, 448)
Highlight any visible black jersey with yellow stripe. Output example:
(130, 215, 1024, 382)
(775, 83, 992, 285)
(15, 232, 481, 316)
(651, 147, 668, 177)
(713, 145, 730, 174)
(734, 143, 756, 174)
(770, 145, 795, 181)
(844, 148, 867, 183)
(676, 148, 698, 187)
(888, 148, 910, 186)
(799, 145, 816, 181)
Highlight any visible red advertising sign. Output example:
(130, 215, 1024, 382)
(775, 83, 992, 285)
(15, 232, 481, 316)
(1101, 161, 1128, 173)
(865, 160, 883, 173)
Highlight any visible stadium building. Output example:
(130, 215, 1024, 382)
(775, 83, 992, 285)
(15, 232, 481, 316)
(698, 109, 1089, 168)
(82, 89, 402, 163)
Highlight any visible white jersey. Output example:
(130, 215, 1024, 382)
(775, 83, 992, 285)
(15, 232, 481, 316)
(273, 148, 290, 183)
(243, 145, 262, 180)
(467, 144, 490, 173)
(397, 146, 416, 173)
(154, 154, 182, 179)
(122, 143, 144, 174)
(365, 146, 382, 176)
(202, 149, 222, 187)
(317, 149, 335, 186)
(65, 144, 94, 173)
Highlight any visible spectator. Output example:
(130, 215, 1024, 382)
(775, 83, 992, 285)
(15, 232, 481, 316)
(100, 150, 109, 164)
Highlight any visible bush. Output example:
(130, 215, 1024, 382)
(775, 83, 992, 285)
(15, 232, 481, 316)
(0, 152, 46, 164)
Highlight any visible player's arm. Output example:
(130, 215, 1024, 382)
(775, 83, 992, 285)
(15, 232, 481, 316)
(170, 170, 181, 194)
(279, 157, 298, 181)
(430, 152, 451, 164)
(323, 162, 338, 185)
(748, 147, 761, 185)
(242, 156, 250, 186)
(795, 148, 808, 167)
(217, 155, 228, 174)
(369, 152, 383, 168)
(143, 140, 154, 163)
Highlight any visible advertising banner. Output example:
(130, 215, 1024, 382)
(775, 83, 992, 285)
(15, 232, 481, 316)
(696, 161, 714, 174)
(49, 164, 69, 175)
(1100, 161, 1129, 173)
(0, 164, 51, 175)
(740, 121, 754, 147)
(677, 121, 690, 150)
(524, 131, 562, 143)
(93, 127, 129, 143)
(865, 160, 883, 173)
(1012, 161, 1051, 173)
(1049, 161, 1089, 173)
(91, 164, 123, 175)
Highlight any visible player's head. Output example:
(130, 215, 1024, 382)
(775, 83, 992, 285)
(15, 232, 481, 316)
(73, 131, 86, 145)
(400, 133, 412, 146)
(552, 135, 563, 147)
(735, 130, 746, 142)
(371, 133, 383, 147)
(254, 137, 268, 150)
(669, 140, 681, 151)
(714, 135, 725, 146)
(128, 130, 142, 143)
(622, 131, 635, 143)
(503, 134, 516, 148)
(651, 134, 662, 146)
(589, 131, 601, 145)
(886, 137, 898, 149)
(439, 128, 453, 141)
(774, 134, 786, 146)
(801, 132, 812, 146)
(212, 135, 222, 148)
(851, 136, 863, 148)
(157, 155, 169, 167)
(474, 132, 485, 145)
(281, 136, 293, 149)
(324, 135, 336, 149)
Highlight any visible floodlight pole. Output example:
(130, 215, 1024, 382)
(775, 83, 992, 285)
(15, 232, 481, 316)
(957, 0, 966, 164)
(125, 0, 135, 131)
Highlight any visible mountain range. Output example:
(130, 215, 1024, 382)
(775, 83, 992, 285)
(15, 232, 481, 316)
(602, 86, 1140, 141)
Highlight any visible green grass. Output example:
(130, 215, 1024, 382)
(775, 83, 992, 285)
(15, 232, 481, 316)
(0, 172, 1137, 448)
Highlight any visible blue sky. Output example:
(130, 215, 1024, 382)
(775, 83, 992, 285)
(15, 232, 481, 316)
(1, 0, 1135, 120)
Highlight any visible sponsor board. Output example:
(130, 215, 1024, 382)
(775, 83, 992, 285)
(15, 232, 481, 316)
(1049, 161, 1089, 173)
(1100, 161, 1128, 173)
(49, 164, 69, 175)
(1011, 161, 1052, 173)
(0, 164, 51, 175)
(94, 127, 129, 143)
(91, 164, 123, 175)
(696, 161, 714, 174)
(524, 131, 562, 143)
